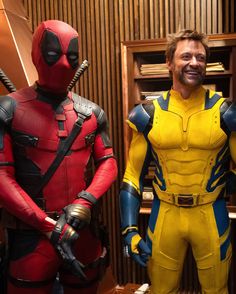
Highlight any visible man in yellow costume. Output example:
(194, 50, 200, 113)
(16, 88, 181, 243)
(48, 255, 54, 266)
(119, 30, 235, 293)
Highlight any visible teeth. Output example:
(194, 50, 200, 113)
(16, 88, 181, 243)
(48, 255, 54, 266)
(186, 71, 198, 75)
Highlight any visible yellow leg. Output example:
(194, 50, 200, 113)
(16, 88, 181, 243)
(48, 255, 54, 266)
(190, 203, 232, 294)
(147, 202, 188, 294)
(147, 200, 231, 294)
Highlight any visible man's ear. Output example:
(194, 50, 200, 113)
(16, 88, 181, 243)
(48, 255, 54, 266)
(166, 58, 171, 71)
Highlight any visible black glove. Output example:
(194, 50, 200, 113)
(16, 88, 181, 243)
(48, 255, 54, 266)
(50, 214, 86, 280)
(63, 203, 91, 231)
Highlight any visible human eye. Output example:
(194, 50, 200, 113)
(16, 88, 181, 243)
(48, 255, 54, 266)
(196, 54, 206, 63)
(181, 53, 191, 61)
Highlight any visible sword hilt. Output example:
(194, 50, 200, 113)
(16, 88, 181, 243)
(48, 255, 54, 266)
(67, 60, 89, 91)
(0, 68, 16, 93)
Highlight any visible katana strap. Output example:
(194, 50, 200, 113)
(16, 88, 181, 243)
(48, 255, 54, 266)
(33, 94, 92, 197)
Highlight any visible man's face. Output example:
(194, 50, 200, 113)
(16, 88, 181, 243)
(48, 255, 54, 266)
(167, 39, 207, 90)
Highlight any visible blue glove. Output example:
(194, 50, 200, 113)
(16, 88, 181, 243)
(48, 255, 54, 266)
(123, 230, 151, 267)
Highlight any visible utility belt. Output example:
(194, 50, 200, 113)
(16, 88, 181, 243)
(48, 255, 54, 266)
(7, 224, 110, 289)
(153, 184, 225, 207)
(8, 245, 109, 289)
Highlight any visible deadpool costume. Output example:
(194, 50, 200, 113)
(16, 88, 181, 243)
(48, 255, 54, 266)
(0, 20, 117, 294)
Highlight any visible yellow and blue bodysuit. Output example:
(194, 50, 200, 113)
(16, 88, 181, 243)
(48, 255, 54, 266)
(120, 87, 236, 294)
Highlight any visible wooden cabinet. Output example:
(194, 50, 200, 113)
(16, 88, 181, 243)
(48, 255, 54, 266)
(121, 33, 236, 160)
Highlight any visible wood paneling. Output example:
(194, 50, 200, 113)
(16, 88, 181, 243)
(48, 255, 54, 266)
(21, 0, 235, 287)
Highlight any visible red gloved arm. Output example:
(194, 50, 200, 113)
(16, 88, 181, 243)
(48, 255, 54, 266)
(63, 119, 117, 230)
(62, 108, 117, 230)
(0, 132, 54, 232)
(76, 133, 117, 208)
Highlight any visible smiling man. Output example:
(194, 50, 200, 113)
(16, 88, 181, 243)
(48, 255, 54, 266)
(120, 30, 235, 293)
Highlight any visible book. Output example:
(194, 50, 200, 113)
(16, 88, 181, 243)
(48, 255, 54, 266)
(206, 62, 225, 72)
(140, 63, 169, 75)
(141, 91, 164, 100)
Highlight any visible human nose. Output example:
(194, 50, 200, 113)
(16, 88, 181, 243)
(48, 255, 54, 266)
(189, 56, 198, 67)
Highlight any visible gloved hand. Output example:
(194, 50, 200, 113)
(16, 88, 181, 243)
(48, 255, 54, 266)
(123, 230, 151, 267)
(50, 214, 86, 279)
(63, 203, 91, 231)
(63, 190, 97, 230)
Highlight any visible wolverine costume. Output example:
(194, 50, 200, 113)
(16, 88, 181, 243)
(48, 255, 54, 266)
(120, 87, 235, 293)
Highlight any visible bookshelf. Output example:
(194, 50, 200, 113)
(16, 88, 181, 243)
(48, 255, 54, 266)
(121, 33, 236, 212)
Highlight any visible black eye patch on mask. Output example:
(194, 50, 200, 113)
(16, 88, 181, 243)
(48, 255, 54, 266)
(67, 37, 79, 69)
(41, 30, 62, 66)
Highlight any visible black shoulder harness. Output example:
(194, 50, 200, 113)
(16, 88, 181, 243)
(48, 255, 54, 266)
(73, 93, 111, 147)
(0, 95, 16, 124)
(33, 93, 92, 196)
(0, 96, 16, 149)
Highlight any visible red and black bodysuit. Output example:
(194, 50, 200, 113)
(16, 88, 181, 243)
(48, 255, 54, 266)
(0, 20, 117, 294)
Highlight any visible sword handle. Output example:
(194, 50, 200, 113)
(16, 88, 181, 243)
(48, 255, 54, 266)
(67, 60, 89, 91)
(0, 68, 16, 93)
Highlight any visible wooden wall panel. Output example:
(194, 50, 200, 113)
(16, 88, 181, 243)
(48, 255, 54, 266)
(21, 0, 235, 287)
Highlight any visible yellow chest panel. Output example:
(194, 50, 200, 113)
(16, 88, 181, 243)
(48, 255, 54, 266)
(148, 90, 227, 194)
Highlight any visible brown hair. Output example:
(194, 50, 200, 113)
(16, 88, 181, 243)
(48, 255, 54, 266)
(165, 29, 210, 63)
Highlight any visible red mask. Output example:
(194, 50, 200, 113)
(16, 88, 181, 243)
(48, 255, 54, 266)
(32, 20, 79, 93)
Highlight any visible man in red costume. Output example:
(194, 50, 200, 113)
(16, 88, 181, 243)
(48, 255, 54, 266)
(0, 20, 117, 294)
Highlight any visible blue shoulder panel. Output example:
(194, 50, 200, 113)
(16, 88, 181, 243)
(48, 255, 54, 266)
(128, 104, 150, 132)
(205, 92, 222, 110)
(222, 103, 236, 132)
(157, 92, 170, 110)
